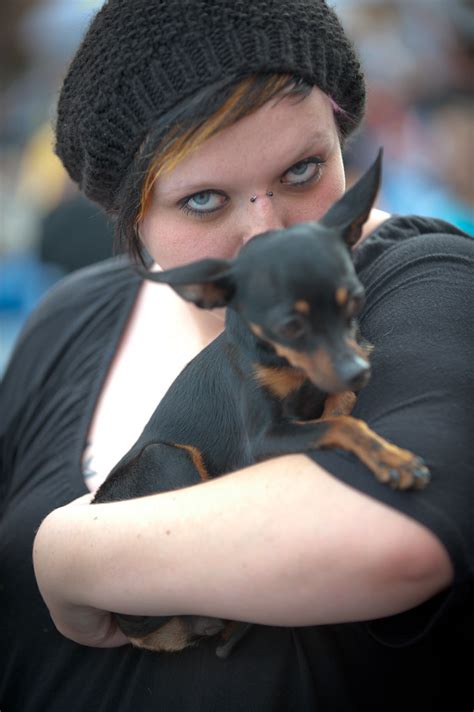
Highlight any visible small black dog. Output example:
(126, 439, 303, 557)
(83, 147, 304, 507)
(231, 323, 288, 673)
(93, 151, 430, 658)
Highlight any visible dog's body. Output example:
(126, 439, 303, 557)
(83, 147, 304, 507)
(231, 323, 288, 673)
(93, 152, 430, 658)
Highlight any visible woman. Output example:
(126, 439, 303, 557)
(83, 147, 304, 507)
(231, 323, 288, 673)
(2, 1, 473, 710)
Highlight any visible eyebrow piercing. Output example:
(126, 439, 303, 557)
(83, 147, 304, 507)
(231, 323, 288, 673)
(250, 191, 274, 203)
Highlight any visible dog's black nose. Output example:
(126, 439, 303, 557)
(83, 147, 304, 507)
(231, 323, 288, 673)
(339, 357, 371, 390)
(348, 368, 371, 390)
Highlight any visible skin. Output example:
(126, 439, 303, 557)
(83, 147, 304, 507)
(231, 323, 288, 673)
(33, 88, 452, 648)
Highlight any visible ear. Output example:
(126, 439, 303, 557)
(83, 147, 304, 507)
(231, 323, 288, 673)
(320, 148, 383, 248)
(136, 258, 235, 309)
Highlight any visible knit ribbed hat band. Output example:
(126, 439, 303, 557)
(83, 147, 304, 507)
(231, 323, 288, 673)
(55, 0, 366, 212)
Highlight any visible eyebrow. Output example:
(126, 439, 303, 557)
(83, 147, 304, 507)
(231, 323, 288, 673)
(290, 128, 334, 165)
(158, 128, 334, 200)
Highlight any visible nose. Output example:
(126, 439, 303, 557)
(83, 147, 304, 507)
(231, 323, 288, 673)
(337, 356, 371, 391)
(241, 194, 285, 245)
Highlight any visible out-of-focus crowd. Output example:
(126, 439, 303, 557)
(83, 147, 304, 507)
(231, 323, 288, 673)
(0, 0, 473, 372)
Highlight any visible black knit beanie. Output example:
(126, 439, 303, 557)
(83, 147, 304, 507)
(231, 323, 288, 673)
(55, 0, 366, 213)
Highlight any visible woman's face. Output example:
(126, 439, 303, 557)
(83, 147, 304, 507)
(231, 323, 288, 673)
(140, 86, 345, 269)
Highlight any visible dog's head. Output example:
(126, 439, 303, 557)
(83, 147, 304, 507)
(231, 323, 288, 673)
(138, 150, 382, 393)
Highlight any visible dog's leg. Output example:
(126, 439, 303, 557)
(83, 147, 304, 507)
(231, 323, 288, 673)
(215, 622, 254, 659)
(255, 417, 430, 490)
(321, 391, 357, 418)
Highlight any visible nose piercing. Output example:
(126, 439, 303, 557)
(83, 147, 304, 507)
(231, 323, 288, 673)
(249, 192, 273, 203)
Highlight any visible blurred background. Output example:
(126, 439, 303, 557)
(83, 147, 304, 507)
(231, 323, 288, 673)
(0, 0, 473, 373)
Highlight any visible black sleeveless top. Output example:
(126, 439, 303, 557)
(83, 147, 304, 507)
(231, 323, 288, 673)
(1, 217, 473, 711)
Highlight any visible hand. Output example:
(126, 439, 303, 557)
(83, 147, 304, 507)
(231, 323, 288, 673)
(33, 494, 130, 648)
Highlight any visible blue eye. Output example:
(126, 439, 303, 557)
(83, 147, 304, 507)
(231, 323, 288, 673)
(291, 162, 310, 175)
(281, 157, 325, 186)
(180, 190, 227, 217)
(190, 192, 212, 207)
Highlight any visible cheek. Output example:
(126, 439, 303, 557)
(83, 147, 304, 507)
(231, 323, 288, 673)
(322, 155, 346, 211)
(287, 154, 346, 225)
(139, 210, 239, 269)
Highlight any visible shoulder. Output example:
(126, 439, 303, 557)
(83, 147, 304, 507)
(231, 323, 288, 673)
(0, 257, 141, 408)
(353, 216, 473, 373)
(354, 214, 473, 280)
(8, 256, 140, 360)
(353, 216, 473, 326)
(25, 255, 140, 329)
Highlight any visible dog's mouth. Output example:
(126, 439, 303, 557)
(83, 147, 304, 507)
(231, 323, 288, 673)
(270, 340, 371, 393)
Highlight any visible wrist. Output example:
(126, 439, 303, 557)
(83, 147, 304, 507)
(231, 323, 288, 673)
(33, 502, 139, 647)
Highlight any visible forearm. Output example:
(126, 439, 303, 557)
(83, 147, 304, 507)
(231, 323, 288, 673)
(34, 454, 452, 630)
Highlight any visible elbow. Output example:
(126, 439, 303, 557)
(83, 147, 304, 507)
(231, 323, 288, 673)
(382, 523, 454, 613)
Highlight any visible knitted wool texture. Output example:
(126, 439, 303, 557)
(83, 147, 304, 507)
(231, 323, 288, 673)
(55, 0, 366, 212)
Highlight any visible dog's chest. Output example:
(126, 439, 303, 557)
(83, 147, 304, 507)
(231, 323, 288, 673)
(281, 380, 327, 421)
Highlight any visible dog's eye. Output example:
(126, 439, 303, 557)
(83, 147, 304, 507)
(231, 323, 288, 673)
(274, 315, 306, 340)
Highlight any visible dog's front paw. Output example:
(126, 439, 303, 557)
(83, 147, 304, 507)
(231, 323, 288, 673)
(314, 416, 431, 491)
(369, 447, 431, 490)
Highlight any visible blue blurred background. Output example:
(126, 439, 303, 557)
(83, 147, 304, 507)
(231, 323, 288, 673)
(1, 0, 473, 373)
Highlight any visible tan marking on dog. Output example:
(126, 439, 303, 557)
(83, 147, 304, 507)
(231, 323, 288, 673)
(270, 342, 313, 374)
(322, 391, 357, 418)
(310, 347, 339, 384)
(129, 618, 196, 653)
(335, 287, 349, 306)
(253, 364, 306, 399)
(317, 416, 428, 489)
(249, 322, 264, 338)
(270, 341, 337, 384)
(294, 299, 310, 315)
(173, 443, 209, 481)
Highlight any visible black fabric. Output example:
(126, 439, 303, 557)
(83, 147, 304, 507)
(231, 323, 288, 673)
(1, 216, 473, 712)
(55, 0, 365, 212)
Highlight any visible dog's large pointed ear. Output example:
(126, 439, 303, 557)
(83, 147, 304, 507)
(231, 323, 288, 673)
(136, 258, 234, 309)
(320, 149, 383, 248)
